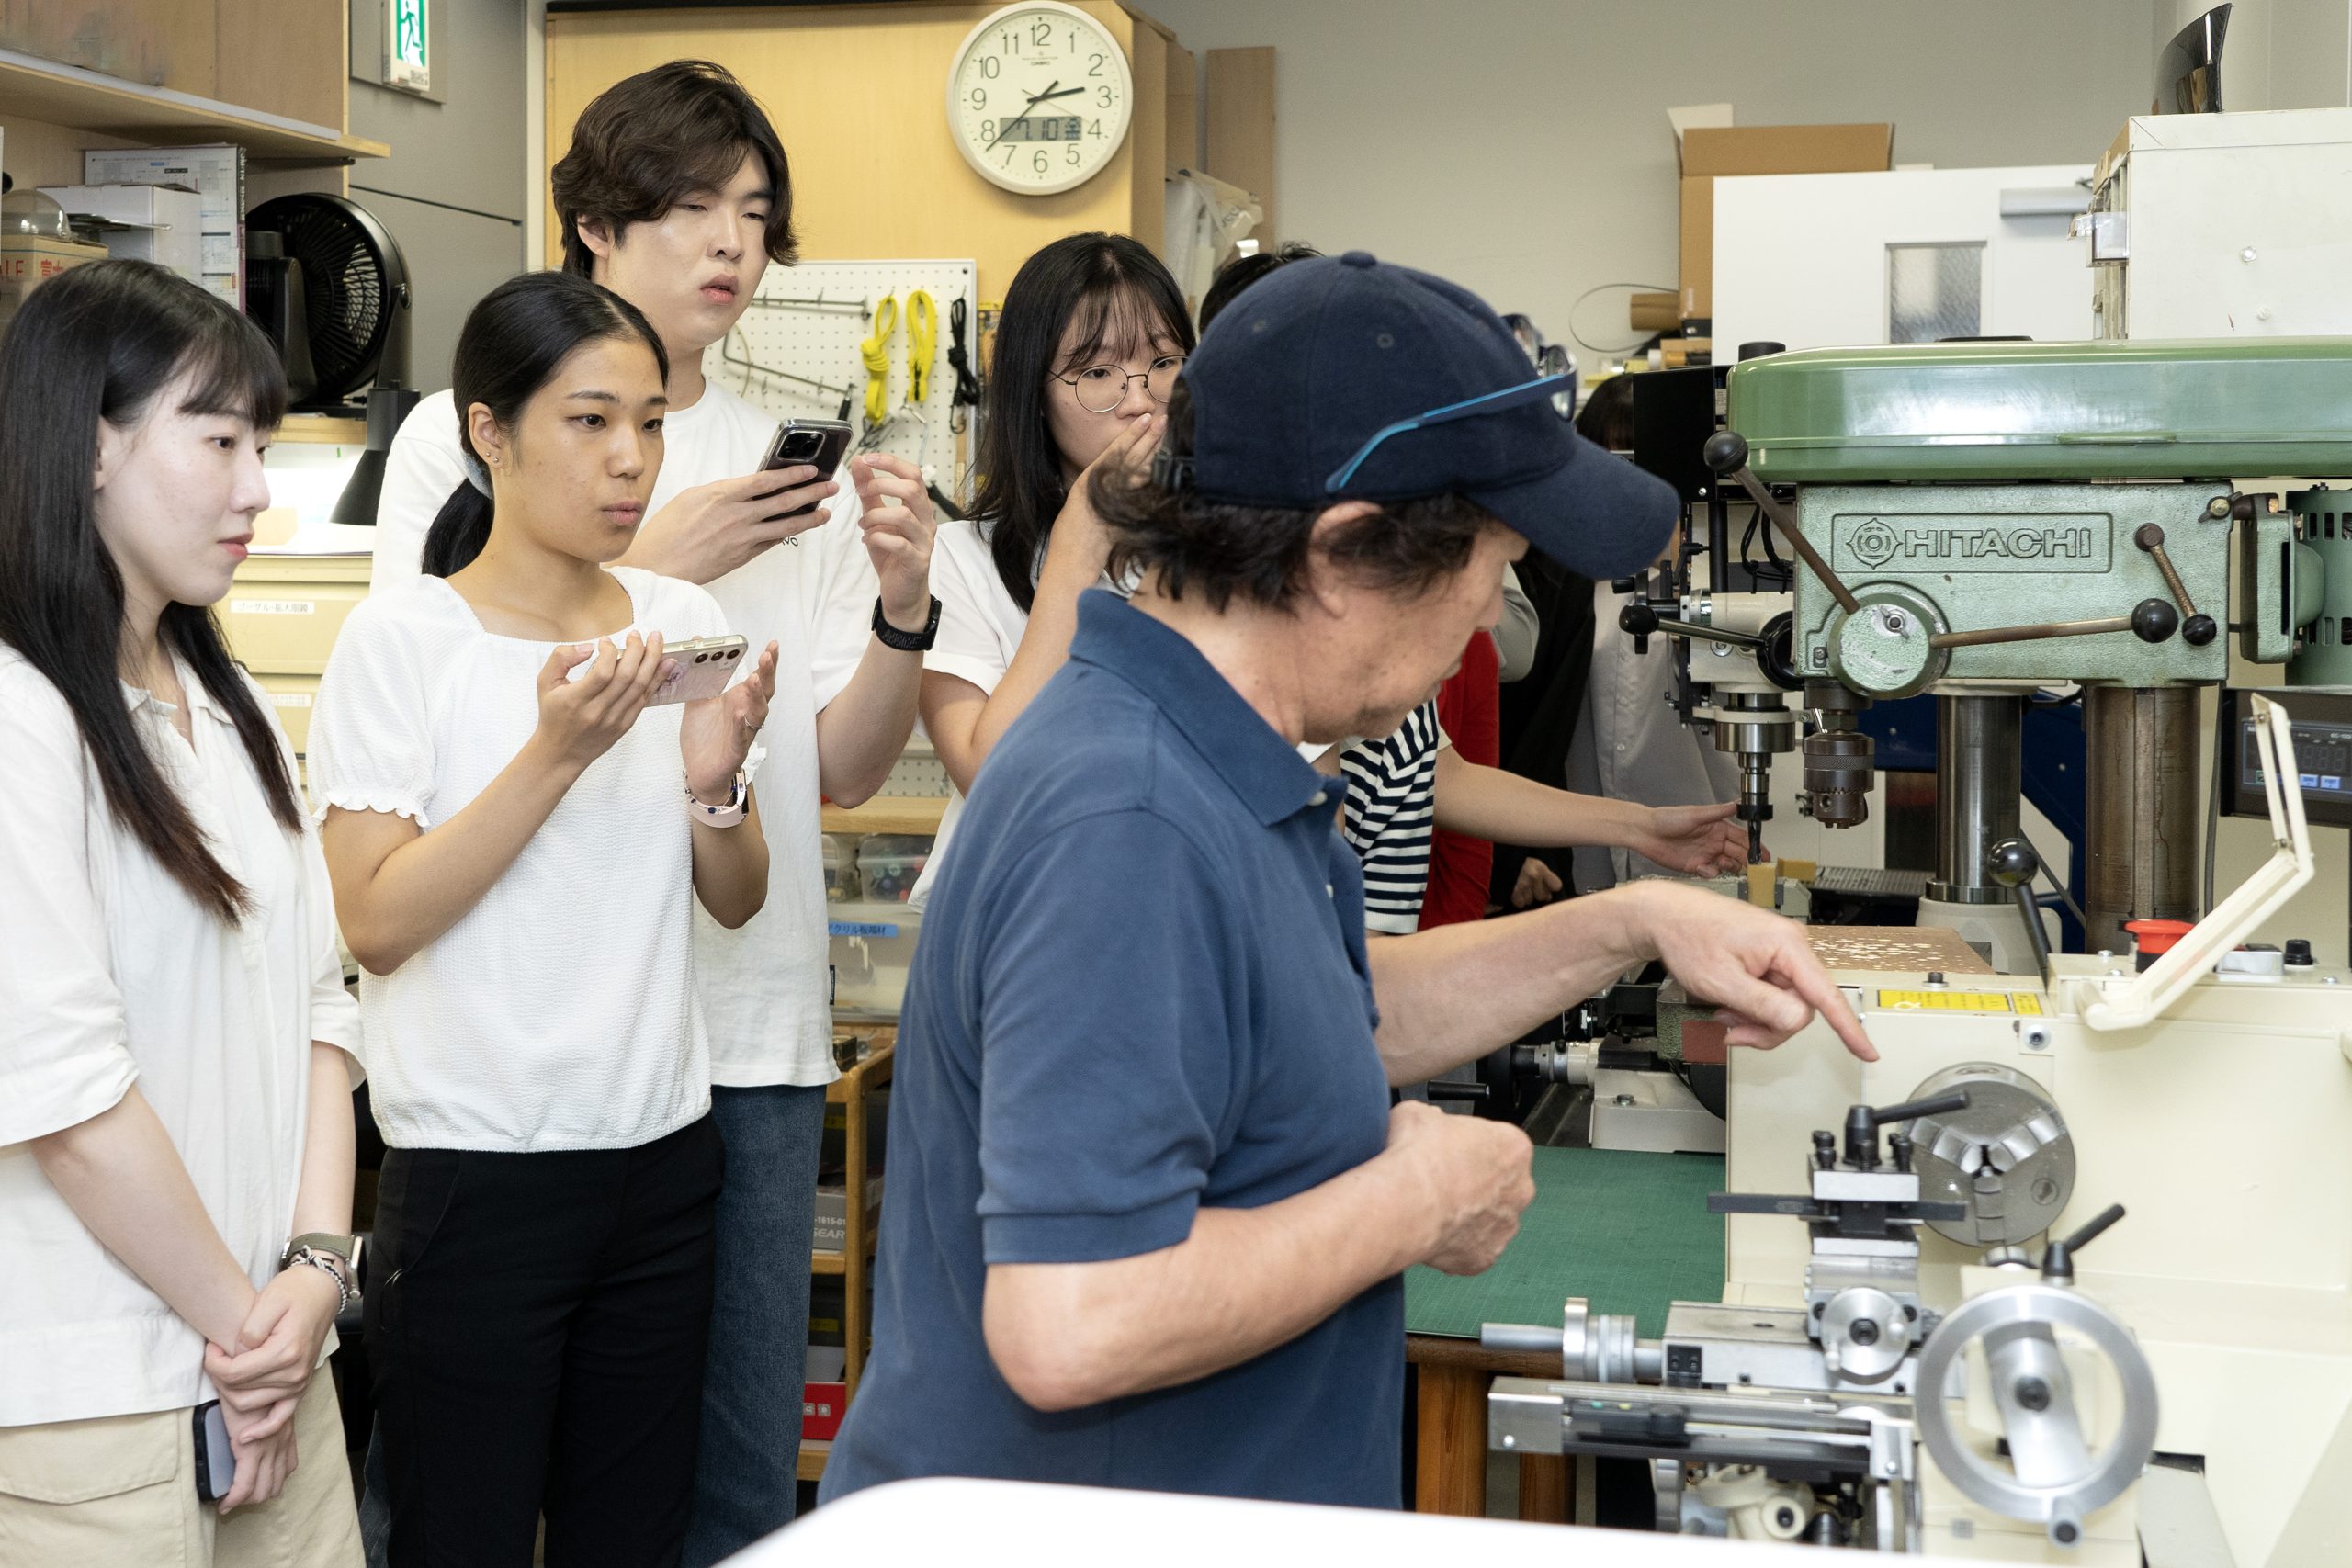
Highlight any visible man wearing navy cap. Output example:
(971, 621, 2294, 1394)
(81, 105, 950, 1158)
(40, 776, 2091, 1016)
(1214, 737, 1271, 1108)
(820, 253, 1876, 1508)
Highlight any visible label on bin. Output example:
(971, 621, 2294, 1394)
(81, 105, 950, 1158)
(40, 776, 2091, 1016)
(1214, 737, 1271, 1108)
(830, 919, 901, 939)
(232, 600, 315, 615)
(1874, 989, 2043, 1015)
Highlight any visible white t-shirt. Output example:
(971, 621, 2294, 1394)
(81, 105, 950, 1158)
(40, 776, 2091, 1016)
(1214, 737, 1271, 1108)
(909, 517, 1032, 910)
(0, 650, 360, 1427)
(308, 570, 732, 1151)
(372, 379, 875, 1087)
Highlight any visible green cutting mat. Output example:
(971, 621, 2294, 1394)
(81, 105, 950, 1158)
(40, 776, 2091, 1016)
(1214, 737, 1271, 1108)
(1405, 1146, 1725, 1341)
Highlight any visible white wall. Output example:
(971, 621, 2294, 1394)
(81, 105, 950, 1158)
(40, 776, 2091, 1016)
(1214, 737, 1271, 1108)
(1142, 0, 2158, 349)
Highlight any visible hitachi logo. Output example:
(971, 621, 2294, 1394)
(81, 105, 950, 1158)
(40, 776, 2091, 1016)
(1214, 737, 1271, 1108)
(1834, 513, 2112, 574)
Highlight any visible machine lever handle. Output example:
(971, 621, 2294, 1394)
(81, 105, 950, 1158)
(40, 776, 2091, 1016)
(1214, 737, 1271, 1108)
(1871, 1089, 1972, 1126)
(2041, 1203, 2125, 1282)
(1987, 838, 2057, 988)
(1702, 431, 1862, 615)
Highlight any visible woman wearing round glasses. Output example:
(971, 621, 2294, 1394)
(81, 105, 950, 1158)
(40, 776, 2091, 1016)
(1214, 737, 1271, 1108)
(911, 232, 1193, 907)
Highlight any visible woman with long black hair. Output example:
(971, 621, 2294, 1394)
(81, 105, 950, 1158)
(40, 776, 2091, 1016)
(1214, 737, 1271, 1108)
(910, 231, 1191, 905)
(0, 261, 363, 1562)
(308, 270, 775, 1566)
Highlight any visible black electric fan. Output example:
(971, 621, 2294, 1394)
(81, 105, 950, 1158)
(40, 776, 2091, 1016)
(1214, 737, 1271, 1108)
(243, 193, 417, 525)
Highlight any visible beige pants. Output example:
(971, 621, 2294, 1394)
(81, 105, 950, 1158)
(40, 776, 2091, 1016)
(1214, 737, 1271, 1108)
(0, 1372, 361, 1568)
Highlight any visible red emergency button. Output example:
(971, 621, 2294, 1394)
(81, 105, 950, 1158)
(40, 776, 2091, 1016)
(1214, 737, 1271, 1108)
(2125, 918, 2193, 972)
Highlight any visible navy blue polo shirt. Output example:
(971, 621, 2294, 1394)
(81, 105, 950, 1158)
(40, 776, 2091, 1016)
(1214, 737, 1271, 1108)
(820, 592, 1401, 1507)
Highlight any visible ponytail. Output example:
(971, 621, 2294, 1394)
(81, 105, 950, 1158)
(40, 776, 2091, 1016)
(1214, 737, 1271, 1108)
(427, 271, 670, 579)
(423, 480, 492, 577)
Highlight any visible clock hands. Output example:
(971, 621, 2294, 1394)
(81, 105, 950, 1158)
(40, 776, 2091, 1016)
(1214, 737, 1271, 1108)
(983, 81, 1086, 151)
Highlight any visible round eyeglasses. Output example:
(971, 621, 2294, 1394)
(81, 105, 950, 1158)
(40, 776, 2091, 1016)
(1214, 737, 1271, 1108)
(1050, 354, 1185, 413)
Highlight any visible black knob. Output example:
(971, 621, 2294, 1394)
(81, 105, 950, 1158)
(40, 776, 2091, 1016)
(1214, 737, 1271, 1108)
(1737, 341, 1786, 362)
(2041, 1202, 2125, 1282)
(2131, 598, 2180, 643)
(1985, 837, 2040, 888)
(1702, 429, 1749, 475)
(2183, 613, 2219, 647)
(2286, 939, 2315, 966)
(1620, 601, 1658, 657)
(1611, 575, 1643, 594)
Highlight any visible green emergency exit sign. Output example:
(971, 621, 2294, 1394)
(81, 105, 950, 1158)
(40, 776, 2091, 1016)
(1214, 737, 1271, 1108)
(386, 0, 429, 93)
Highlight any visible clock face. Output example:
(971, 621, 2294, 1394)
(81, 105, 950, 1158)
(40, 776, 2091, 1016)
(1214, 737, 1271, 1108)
(947, 2, 1134, 197)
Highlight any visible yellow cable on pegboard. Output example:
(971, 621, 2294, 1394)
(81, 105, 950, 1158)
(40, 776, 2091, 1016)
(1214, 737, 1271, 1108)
(904, 288, 937, 407)
(860, 294, 899, 427)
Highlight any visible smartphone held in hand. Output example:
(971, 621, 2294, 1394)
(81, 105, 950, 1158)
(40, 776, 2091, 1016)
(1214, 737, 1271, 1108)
(194, 1400, 235, 1503)
(759, 419, 853, 522)
(646, 634, 749, 707)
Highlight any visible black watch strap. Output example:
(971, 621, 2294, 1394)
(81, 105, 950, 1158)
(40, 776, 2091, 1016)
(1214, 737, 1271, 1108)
(874, 594, 942, 653)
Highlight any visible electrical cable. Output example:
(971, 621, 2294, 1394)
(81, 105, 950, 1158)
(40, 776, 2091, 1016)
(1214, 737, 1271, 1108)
(946, 296, 981, 433)
(1566, 279, 1679, 357)
(860, 293, 899, 428)
(904, 288, 938, 405)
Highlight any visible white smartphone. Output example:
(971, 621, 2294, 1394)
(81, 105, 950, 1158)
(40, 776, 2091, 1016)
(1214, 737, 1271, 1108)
(646, 633, 749, 707)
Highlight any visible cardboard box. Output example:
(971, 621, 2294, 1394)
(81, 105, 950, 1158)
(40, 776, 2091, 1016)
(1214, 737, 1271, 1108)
(39, 184, 205, 285)
(0, 232, 109, 332)
(1676, 123, 1894, 321)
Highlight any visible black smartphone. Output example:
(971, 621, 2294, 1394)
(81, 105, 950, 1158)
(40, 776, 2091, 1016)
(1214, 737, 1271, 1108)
(194, 1400, 235, 1503)
(758, 419, 854, 524)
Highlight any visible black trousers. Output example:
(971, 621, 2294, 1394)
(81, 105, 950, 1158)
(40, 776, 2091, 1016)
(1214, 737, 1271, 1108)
(368, 1116, 724, 1568)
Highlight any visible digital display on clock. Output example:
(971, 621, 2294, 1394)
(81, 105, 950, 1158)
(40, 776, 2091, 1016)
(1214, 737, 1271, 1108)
(991, 115, 1085, 142)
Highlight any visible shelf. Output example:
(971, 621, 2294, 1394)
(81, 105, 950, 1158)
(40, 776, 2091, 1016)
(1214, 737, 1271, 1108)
(821, 796, 946, 838)
(797, 1440, 830, 1483)
(276, 414, 367, 445)
(0, 51, 390, 166)
(810, 1250, 846, 1277)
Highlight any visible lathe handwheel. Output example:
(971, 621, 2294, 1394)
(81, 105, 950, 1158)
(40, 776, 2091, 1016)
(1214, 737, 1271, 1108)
(1912, 1283, 2159, 1548)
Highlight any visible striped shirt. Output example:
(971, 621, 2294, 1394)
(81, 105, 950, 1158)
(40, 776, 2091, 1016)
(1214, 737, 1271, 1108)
(1336, 701, 1452, 935)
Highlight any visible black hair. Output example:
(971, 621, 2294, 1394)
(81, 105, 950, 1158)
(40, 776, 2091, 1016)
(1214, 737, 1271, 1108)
(1091, 378, 1492, 613)
(969, 231, 1193, 614)
(0, 259, 297, 922)
(423, 273, 671, 577)
(1196, 242, 1322, 333)
(552, 59, 797, 277)
(1576, 372, 1634, 452)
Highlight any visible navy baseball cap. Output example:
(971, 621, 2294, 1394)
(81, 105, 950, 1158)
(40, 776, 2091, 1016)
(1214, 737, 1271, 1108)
(1179, 251, 1678, 581)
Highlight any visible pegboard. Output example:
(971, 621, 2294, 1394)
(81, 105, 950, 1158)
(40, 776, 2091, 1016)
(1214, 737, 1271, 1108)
(704, 258, 977, 495)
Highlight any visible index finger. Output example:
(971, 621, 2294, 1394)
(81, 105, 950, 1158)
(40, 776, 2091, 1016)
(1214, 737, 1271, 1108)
(1772, 939, 1877, 1061)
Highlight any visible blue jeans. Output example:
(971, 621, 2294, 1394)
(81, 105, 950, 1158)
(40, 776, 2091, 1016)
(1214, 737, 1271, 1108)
(683, 1083, 827, 1568)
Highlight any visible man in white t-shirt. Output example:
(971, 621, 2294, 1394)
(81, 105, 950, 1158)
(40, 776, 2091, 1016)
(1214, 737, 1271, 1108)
(365, 61, 937, 1568)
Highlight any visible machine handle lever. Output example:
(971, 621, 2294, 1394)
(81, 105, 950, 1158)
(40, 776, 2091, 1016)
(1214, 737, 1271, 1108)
(1702, 431, 1861, 615)
(1872, 1089, 1972, 1125)
(2041, 1203, 2125, 1282)
(1987, 838, 2057, 988)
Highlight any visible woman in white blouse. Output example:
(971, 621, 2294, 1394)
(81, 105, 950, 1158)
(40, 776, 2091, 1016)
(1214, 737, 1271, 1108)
(0, 263, 363, 1562)
(309, 272, 775, 1567)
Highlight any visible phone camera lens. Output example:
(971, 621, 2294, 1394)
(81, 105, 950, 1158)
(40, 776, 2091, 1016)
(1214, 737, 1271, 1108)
(694, 653, 708, 663)
(726, 649, 741, 660)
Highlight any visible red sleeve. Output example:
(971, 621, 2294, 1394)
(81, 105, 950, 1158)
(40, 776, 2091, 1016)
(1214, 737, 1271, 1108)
(1421, 631, 1500, 930)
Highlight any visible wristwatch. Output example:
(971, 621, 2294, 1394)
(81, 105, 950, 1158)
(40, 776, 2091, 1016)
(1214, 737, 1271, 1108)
(873, 594, 942, 653)
(280, 1232, 363, 1311)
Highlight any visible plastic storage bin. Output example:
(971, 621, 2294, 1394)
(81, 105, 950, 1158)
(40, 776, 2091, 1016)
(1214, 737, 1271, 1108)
(822, 834, 861, 902)
(855, 835, 931, 904)
(829, 900, 921, 1016)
